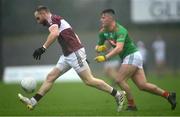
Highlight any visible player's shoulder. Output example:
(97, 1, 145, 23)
(51, 14, 63, 23)
(52, 14, 63, 19)
(116, 22, 127, 34)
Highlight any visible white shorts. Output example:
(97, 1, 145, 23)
(55, 48, 89, 73)
(122, 51, 143, 69)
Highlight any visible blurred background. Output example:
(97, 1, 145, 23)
(1, 0, 180, 81)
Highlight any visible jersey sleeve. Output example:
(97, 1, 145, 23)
(51, 15, 62, 28)
(116, 27, 128, 43)
(97, 32, 106, 45)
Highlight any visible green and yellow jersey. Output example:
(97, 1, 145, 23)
(98, 22, 138, 59)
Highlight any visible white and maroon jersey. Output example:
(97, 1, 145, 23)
(46, 14, 83, 56)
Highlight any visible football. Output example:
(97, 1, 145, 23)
(20, 77, 37, 93)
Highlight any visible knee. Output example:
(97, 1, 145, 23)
(83, 76, 100, 87)
(138, 84, 145, 91)
(116, 76, 125, 84)
(137, 83, 149, 91)
(84, 78, 94, 86)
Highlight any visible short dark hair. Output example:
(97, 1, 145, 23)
(101, 9, 115, 15)
(36, 5, 50, 12)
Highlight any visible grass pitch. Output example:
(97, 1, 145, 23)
(0, 74, 179, 116)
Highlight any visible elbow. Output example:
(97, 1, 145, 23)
(116, 47, 122, 53)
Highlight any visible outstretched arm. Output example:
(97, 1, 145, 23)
(33, 24, 59, 60)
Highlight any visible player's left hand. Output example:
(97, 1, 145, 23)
(33, 47, 46, 60)
(94, 55, 106, 62)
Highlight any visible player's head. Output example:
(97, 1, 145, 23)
(34, 5, 51, 25)
(100, 9, 115, 27)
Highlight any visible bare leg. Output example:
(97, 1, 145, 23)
(132, 68, 165, 96)
(116, 64, 137, 102)
(78, 66, 113, 94)
(78, 65, 126, 112)
(104, 66, 118, 81)
(37, 67, 61, 96)
(18, 67, 63, 109)
(131, 68, 177, 110)
(104, 65, 119, 87)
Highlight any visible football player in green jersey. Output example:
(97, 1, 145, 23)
(95, 9, 176, 111)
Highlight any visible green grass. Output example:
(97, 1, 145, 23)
(0, 74, 180, 116)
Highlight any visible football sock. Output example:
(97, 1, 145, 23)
(30, 97, 37, 106)
(111, 88, 117, 97)
(128, 99, 136, 107)
(33, 93, 43, 102)
(162, 91, 169, 98)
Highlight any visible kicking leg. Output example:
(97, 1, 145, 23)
(18, 55, 71, 110)
(37, 67, 62, 96)
(18, 67, 64, 110)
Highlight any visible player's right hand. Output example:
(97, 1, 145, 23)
(94, 55, 106, 62)
(96, 45, 107, 52)
(33, 47, 46, 60)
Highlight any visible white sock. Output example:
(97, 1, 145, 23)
(30, 97, 37, 106)
(115, 91, 120, 98)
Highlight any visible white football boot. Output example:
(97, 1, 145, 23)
(115, 91, 126, 112)
(18, 93, 36, 110)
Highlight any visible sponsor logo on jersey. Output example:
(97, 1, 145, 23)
(104, 33, 108, 37)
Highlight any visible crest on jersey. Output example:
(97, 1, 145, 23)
(118, 34, 125, 39)
(104, 33, 108, 37)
